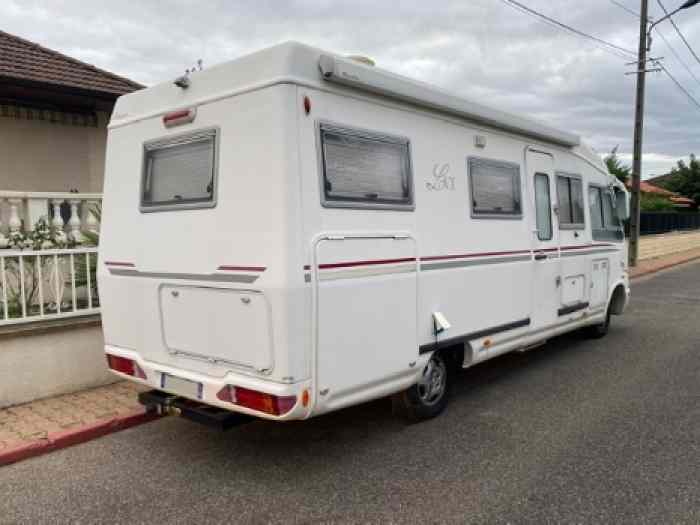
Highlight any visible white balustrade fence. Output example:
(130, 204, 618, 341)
(0, 248, 100, 325)
(0, 192, 102, 326)
(0, 191, 101, 247)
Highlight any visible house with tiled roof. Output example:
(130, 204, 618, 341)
(625, 179, 696, 209)
(0, 30, 142, 408)
(0, 29, 142, 192)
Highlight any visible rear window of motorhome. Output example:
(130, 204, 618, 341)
(319, 123, 414, 209)
(556, 174, 585, 229)
(589, 185, 623, 241)
(468, 158, 522, 218)
(141, 129, 217, 211)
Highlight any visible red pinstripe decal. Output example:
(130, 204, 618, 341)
(217, 265, 267, 272)
(308, 244, 620, 271)
(318, 257, 416, 270)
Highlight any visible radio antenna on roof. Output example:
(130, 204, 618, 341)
(174, 59, 203, 89)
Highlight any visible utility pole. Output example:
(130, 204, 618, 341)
(629, 0, 648, 268)
(628, 0, 700, 266)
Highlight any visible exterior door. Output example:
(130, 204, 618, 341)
(527, 149, 561, 332)
(313, 234, 418, 415)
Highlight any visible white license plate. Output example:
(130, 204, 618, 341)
(161, 374, 202, 400)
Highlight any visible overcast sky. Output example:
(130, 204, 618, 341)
(5, 0, 700, 177)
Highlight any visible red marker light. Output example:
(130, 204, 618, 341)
(106, 354, 147, 379)
(163, 108, 196, 128)
(303, 96, 311, 115)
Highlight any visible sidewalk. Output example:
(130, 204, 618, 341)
(0, 381, 154, 466)
(638, 230, 700, 261)
(631, 246, 700, 279)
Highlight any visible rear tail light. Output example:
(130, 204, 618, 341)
(216, 385, 296, 416)
(106, 354, 147, 379)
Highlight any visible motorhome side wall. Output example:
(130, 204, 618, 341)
(297, 84, 625, 414)
(99, 84, 311, 386)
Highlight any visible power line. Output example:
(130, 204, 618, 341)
(613, 0, 700, 87)
(657, 28, 700, 87)
(656, 61, 700, 110)
(501, 0, 700, 114)
(656, 0, 700, 67)
(608, 0, 643, 19)
(609, 0, 700, 91)
(500, 0, 637, 59)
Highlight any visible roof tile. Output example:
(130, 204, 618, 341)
(0, 30, 143, 96)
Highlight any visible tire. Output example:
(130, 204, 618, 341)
(584, 305, 611, 339)
(392, 351, 453, 422)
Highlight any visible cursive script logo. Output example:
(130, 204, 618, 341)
(426, 163, 456, 192)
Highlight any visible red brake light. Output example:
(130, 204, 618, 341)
(215, 385, 296, 416)
(106, 354, 146, 379)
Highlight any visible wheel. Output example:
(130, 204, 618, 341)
(392, 351, 453, 422)
(584, 305, 611, 339)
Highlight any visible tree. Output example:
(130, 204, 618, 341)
(657, 155, 700, 206)
(603, 146, 631, 183)
(640, 193, 675, 211)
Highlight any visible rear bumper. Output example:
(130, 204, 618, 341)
(104, 346, 312, 421)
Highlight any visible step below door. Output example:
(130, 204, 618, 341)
(314, 235, 418, 413)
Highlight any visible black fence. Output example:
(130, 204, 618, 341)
(640, 212, 700, 235)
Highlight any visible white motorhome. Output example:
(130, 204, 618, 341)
(99, 42, 630, 425)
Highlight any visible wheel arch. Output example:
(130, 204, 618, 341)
(437, 343, 466, 370)
(609, 282, 628, 315)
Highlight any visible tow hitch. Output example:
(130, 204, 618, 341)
(138, 390, 253, 431)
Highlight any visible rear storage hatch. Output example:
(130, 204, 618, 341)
(160, 286, 273, 372)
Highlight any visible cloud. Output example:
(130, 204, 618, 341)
(3, 0, 700, 177)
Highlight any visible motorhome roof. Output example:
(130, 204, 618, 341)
(111, 41, 580, 148)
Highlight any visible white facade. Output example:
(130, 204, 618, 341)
(99, 42, 630, 422)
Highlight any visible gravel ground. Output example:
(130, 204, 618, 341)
(1, 261, 699, 524)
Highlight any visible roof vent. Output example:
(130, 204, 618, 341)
(346, 55, 375, 67)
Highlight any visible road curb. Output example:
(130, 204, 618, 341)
(0, 409, 161, 468)
(631, 251, 700, 280)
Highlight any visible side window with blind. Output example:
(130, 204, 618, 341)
(141, 128, 218, 212)
(468, 158, 522, 218)
(556, 173, 585, 229)
(589, 185, 624, 241)
(319, 123, 414, 210)
(534, 173, 553, 240)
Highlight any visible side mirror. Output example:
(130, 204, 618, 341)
(615, 189, 630, 221)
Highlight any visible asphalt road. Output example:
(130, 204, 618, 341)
(2, 261, 699, 524)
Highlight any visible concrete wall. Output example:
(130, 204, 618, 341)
(0, 322, 116, 409)
(0, 111, 109, 193)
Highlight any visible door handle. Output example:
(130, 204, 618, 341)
(534, 252, 547, 261)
